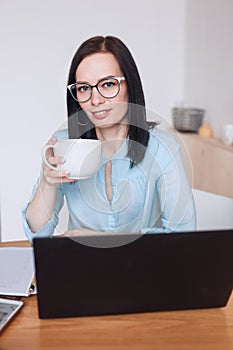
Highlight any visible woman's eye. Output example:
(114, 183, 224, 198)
(102, 81, 115, 88)
(77, 85, 90, 93)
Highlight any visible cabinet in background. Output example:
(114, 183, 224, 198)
(173, 131, 233, 199)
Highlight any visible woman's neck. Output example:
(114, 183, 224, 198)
(96, 122, 129, 159)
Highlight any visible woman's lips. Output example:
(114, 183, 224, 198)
(91, 109, 111, 120)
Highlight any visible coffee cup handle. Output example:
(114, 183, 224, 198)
(41, 144, 57, 170)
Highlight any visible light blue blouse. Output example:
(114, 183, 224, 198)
(22, 128, 196, 242)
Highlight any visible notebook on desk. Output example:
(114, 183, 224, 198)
(33, 230, 233, 319)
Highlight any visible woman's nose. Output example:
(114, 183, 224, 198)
(90, 87, 105, 106)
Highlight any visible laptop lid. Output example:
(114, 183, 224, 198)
(33, 230, 233, 319)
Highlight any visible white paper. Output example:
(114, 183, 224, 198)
(0, 247, 35, 297)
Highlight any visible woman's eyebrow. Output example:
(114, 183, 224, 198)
(75, 75, 116, 84)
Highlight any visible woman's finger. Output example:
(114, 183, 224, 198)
(46, 156, 65, 166)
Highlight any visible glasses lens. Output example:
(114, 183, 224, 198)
(70, 83, 91, 102)
(98, 78, 120, 98)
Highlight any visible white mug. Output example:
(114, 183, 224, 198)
(221, 124, 233, 145)
(42, 139, 102, 179)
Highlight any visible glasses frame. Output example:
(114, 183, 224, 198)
(67, 76, 126, 103)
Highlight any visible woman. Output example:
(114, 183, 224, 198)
(22, 35, 196, 241)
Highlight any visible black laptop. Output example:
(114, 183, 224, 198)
(33, 230, 233, 319)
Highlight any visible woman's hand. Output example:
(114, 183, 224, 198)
(42, 138, 74, 186)
(59, 228, 104, 237)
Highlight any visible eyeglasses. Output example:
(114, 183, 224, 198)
(67, 76, 126, 103)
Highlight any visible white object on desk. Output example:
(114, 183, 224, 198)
(0, 247, 36, 296)
(193, 189, 233, 231)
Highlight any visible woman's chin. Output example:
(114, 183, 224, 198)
(92, 119, 118, 129)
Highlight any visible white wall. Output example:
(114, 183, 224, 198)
(0, 0, 186, 241)
(184, 0, 233, 138)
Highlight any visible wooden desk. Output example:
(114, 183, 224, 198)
(1, 242, 233, 350)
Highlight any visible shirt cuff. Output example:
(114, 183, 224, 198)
(22, 204, 58, 243)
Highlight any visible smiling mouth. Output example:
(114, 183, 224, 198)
(91, 109, 111, 119)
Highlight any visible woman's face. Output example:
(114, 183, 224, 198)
(75, 52, 128, 129)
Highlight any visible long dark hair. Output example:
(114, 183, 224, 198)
(66, 35, 156, 166)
